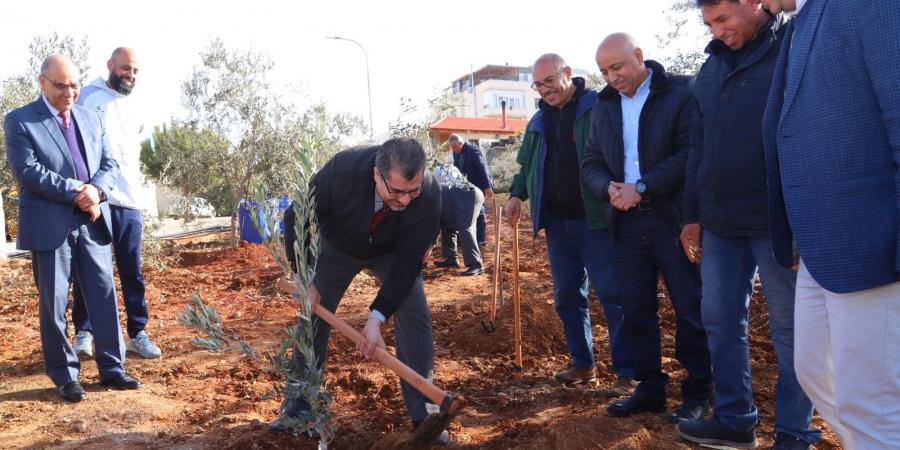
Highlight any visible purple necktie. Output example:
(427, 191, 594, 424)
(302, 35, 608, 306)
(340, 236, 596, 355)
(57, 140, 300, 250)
(57, 110, 90, 182)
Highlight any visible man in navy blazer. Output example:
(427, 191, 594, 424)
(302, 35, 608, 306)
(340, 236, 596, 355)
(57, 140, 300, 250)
(762, 0, 900, 447)
(448, 134, 493, 245)
(4, 55, 140, 403)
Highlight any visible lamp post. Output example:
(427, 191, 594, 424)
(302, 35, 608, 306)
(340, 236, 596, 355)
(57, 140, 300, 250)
(326, 35, 374, 142)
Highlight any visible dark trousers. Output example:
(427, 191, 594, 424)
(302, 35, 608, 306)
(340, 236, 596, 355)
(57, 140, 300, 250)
(287, 238, 435, 422)
(613, 208, 711, 403)
(73, 205, 147, 338)
(34, 212, 125, 385)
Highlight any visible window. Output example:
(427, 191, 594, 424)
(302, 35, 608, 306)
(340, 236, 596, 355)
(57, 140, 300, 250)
(482, 90, 526, 110)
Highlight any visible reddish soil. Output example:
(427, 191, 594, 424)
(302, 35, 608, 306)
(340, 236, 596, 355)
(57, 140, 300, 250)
(0, 208, 843, 449)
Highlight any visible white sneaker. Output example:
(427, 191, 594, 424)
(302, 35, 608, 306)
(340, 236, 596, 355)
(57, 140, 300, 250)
(73, 330, 94, 357)
(126, 330, 162, 358)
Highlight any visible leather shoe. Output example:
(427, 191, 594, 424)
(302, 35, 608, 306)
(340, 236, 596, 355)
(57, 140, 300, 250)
(553, 364, 597, 385)
(667, 401, 708, 424)
(607, 391, 666, 417)
(58, 381, 86, 403)
(606, 376, 638, 398)
(434, 259, 460, 268)
(462, 264, 484, 276)
(99, 372, 141, 390)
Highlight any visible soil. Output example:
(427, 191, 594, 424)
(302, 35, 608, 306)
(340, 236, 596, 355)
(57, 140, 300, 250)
(0, 208, 844, 449)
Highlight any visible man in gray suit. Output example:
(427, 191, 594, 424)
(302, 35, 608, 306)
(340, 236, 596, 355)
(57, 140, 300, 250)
(4, 54, 140, 403)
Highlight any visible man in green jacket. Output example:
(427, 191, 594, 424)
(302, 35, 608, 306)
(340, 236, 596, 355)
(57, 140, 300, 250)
(504, 53, 634, 396)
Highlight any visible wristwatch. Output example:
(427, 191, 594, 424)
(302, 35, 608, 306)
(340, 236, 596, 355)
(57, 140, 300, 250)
(635, 180, 647, 195)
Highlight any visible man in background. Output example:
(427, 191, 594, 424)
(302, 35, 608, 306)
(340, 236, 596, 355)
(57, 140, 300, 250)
(72, 47, 160, 359)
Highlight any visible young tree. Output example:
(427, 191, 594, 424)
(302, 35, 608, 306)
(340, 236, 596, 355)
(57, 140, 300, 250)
(181, 39, 364, 246)
(655, 0, 709, 76)
(140, 121, 232, 220)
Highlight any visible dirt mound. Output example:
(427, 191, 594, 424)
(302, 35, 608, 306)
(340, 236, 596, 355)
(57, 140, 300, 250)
(178, 240, 275, 268)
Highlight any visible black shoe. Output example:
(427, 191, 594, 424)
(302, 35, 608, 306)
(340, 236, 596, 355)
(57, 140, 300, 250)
(772, 432, 813, 450)
(434, 259, 460, 268)
(676, 417, 758, 449)
(477, 241, 487, 247)
(412, 420, 451, 445)
(99, 372, 140, 390)
(607, 391, 666, 417)
(269, 398, 311, 434)
(58, 381, 86, 403)
(666, 401, 708, 424)
(462, 264, 484, 276)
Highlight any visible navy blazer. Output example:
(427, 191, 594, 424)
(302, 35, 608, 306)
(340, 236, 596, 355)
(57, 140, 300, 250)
(4, 98, 118, 251)
(763, 0, 900, 293)
(453, 143, 493, 192)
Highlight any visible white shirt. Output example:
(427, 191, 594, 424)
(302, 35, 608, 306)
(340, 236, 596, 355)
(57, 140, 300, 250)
(620, 69, 653, 183)
(77, 77, 145, 210)
(797, 0, 808, 11)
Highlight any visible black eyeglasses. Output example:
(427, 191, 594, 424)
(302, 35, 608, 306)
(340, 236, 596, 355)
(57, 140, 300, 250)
(530, 70, 564, 91)
(379, 171, 424, 198)
(41, 75, 81, 91)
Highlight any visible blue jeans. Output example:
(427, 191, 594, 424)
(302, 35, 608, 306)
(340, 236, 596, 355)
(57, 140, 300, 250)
(700, 230, 819, 443)
(73, 206, 148, 338)
(544, 212, 632, 377)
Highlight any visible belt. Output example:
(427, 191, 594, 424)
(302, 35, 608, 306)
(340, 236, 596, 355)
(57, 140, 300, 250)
(637, 196, 654, 211)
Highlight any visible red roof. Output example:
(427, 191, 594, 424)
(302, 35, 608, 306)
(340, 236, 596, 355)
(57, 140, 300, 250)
(429, 116, 528, 134)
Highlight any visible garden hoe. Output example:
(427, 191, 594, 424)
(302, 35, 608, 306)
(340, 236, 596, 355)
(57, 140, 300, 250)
(277, 279, 465, 449)
(482, 199, 502, 333)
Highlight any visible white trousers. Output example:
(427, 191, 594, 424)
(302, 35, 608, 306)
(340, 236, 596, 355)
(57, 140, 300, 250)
(794, 260, 900, 450)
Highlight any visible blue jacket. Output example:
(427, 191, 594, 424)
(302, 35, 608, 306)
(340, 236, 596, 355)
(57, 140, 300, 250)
(453, 143, 492, 192)
(582, 60, 695, 235)
(685, 15, 788, 237)
(4, 98, 118, 251)
(763, 0, 900, 292)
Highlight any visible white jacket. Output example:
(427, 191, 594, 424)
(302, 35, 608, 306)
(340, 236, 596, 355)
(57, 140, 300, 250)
(77, 77, 145, 209)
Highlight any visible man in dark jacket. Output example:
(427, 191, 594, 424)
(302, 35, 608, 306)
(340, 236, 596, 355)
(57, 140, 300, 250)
(582, 33, 711, 423)
(676, 2, 818, 449)
(448, 134, 493, 245)
(434, 163, 484, 275)
(273, 139, 447, 444)
(505, 53, 634, 396)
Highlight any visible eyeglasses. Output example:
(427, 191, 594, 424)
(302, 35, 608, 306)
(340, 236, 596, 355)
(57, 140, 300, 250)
(41, 75, 81, 91)
(530, 71, 564, 91)
(379, 171, 424, 198)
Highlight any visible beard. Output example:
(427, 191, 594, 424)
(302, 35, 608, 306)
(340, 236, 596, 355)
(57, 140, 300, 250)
(109, 71, 135, 96)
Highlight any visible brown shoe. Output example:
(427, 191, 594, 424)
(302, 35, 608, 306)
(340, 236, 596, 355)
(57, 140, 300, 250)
(553, 364, 597, 385)
(606, 376, 638, 398)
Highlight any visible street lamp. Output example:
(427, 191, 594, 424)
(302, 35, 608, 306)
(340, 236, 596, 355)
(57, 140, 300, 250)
(326, 35, 374, 142)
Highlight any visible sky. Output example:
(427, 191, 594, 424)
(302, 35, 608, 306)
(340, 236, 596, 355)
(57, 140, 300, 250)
(0, 0, 708, 139)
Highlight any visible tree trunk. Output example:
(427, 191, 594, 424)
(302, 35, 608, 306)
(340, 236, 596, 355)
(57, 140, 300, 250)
(230, 188, 244, 248)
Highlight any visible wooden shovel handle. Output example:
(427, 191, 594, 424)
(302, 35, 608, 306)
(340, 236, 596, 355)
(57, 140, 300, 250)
(312, 305, 448, 406)
(490, 199, 502, 322)
(512, 219, 523, 377)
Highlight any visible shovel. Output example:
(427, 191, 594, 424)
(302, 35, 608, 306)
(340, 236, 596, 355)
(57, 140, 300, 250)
(482, 199, 502, 332)
(511, 218, 523, 379)
(277, 279, 465, 449)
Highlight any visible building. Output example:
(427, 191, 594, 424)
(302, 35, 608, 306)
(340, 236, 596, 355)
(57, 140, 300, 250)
(428, 64, 538, 149)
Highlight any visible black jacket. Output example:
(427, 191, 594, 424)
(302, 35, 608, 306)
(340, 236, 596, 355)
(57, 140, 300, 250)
(453, 142, 493, 192)
(285, 145, 441, 319)
(581, 60, 695, 234)
(684, 15, 788, 236)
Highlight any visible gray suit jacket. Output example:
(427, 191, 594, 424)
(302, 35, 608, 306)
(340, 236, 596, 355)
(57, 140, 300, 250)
(4, 97, 118, 251)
